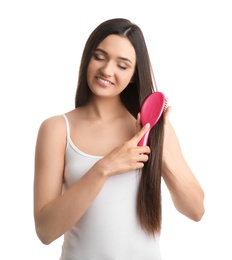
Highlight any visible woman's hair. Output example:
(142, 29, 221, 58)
(75, 18, 164, 236)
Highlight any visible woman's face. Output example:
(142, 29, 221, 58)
(87, 34, 136, 99)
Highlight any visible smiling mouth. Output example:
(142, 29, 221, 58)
(96, 77, 114, 87)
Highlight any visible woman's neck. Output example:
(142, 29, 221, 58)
(84, 95, 128, 121)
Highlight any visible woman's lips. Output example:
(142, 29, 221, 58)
(96, 77, 114, 87)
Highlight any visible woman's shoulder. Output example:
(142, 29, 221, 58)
(36, 111, 75, 149)
(40, 114, 65, 130)
(41, 109, 75, 126)
(38, 109, 76, 137)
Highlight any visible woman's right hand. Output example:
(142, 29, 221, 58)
(95, 123, 151, 177)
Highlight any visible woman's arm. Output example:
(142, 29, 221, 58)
(34, 116, 150, 245)
(161, 107, 205, 221)
(33, 116, 110, 245)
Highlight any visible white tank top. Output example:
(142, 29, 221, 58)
(60, 114, 162, 260)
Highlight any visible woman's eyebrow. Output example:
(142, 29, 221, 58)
(94, 48, 133, 64)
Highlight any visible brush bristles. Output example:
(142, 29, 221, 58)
(163, 100, 168, 112)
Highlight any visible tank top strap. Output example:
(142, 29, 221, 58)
(62, 114, 71, 144)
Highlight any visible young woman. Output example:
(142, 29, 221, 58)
(34, 18, 205, 259)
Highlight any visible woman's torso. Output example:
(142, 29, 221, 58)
(59, 110, 162, 260)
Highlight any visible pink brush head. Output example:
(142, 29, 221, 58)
(138, 91, 167, 146)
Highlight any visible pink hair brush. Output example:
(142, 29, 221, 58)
(138, 91, 167, 146)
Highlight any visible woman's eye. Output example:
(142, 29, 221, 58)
(93, 54, 104, 61)
(118, 65, 127, 70)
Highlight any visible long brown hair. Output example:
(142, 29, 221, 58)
(75, 18, 164, 236)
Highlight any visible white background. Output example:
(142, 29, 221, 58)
(1, 0, 231, 259)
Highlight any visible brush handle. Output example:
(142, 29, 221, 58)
(138, 130, 150, 146)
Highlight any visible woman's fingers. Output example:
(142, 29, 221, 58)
(164, 105, 172, 123)
(163, 96, 171, 122)
(132, 122, 150, 145)
(97, 122, 152, 176)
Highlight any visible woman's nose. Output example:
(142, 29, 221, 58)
(100, 61, 114, 77)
